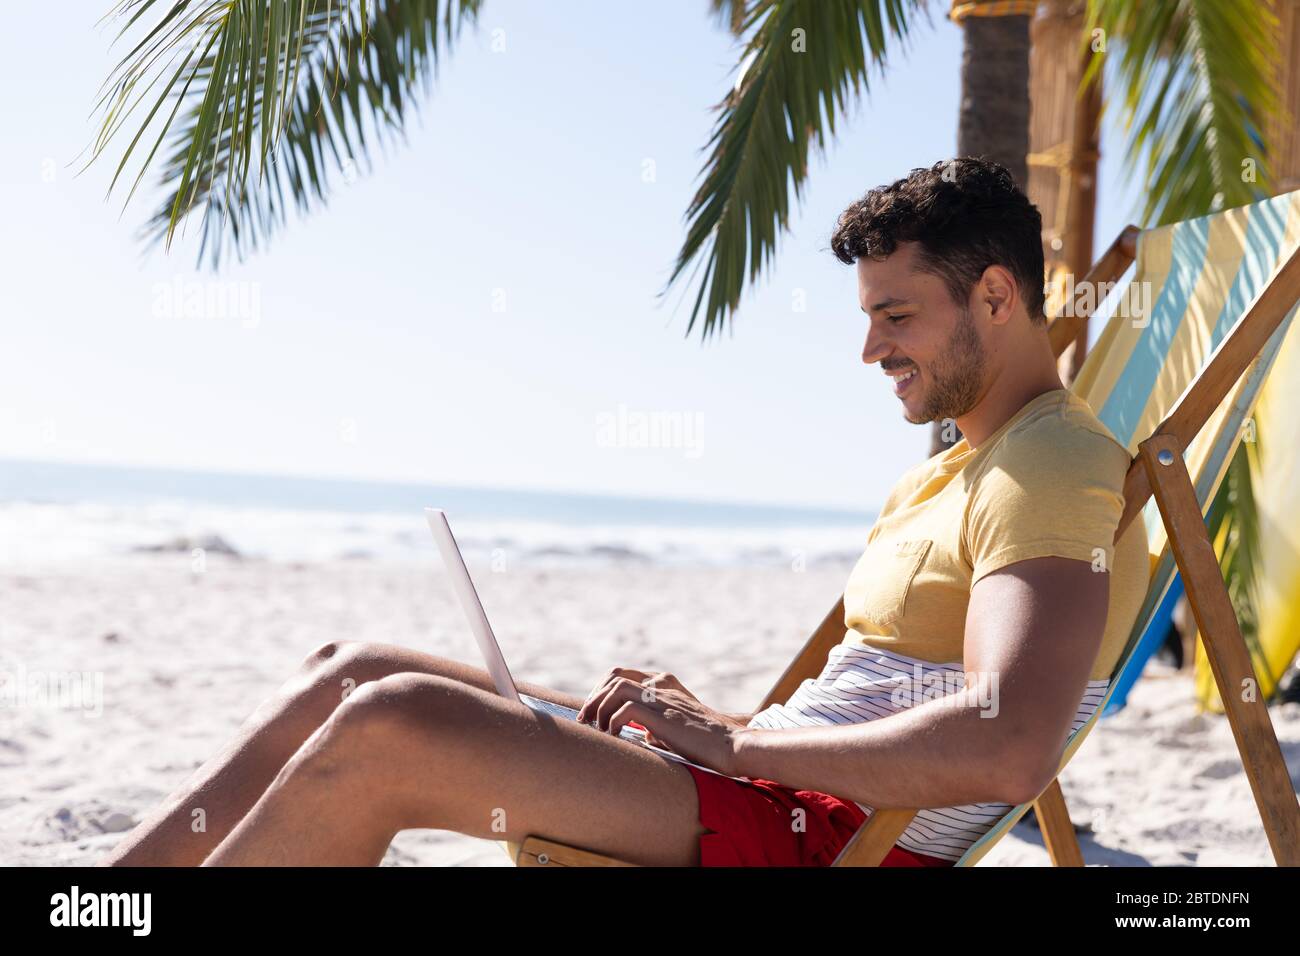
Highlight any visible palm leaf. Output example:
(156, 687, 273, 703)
(664, 0, 928, 340)
(90, 0, 483, 267)
(708, 0, 749, 36)
(1083, 0, 1280, 226)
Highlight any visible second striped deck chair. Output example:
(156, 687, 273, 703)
(505, 190, 1300, 868)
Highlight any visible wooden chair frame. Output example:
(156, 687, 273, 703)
(507, 224, 1300, 867)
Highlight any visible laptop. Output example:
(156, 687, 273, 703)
(424, 508, 735, 778)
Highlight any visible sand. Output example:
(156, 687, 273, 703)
(1, 554, 1295, 866)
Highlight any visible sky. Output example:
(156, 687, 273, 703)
(0, 1, 1141, 512)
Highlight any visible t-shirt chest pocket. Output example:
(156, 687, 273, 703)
(854, 538, 933, 629)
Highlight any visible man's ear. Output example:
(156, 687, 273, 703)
(979, 265, 1019, 326)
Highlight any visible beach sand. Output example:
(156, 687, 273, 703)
(2, 554, 1295, 866)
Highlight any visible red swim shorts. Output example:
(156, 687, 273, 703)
(685, 765, 954, 867)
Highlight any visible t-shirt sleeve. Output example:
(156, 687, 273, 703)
(962, 420, 1130, 585)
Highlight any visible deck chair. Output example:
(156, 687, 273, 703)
(504, 191, 1300, 867)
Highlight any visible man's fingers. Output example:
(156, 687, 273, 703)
(609, 701, 656, 741)
(644, 672, 683, 693)
(576, 681, 610, 723)
(594, 678, 675, 732)
(592, 678, 644, 731)
(576, 666, 687, 725)
(577, 676, 626, 723)
(578, 667, 654, 722)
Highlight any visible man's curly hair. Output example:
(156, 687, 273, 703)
(830, 158, 1046, 323)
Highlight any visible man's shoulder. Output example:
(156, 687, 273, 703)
(981, 391, 1130, 483)
(961, 391, 1135, 585)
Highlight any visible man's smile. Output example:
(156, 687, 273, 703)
(887, 365, 919, 396)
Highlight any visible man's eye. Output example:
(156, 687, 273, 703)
(887, 313, 913, 323)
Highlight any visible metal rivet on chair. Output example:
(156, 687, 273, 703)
(1157, 449, 1175, 466)
(537, 853, 549, 865)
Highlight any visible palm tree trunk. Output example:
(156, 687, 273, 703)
(930, 7, 1032, 456)
(958, 15, 1031, 185)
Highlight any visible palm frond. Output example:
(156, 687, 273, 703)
(90, 0, 483, 267)
(665, 0, 928, 340)
(1083, 0, 1279, 226)
(708, 0, 750, 36)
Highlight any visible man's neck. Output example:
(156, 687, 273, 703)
(955, 340, 1065, 448)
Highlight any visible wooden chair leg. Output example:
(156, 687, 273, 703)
(1141, 435, 1300, 866)
(1034, 778, 1084, 866)
(831, 808, 917, 866)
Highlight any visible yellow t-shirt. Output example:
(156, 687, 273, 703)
(842, 388, 1149, 681)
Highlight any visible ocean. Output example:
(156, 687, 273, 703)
(0, 458, 874, 568)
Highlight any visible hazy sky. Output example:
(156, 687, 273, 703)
(0, 2, 1139, 510)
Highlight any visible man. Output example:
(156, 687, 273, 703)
(102, 158, 1148, 867)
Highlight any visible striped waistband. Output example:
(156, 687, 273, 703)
(747, 641, 1110, 861)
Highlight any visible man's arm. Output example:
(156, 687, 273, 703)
(731, 556, 1110, 808)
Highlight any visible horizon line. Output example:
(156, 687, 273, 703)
(0, 455, 877, 520)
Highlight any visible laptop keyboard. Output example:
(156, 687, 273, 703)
(519, 693, 647, 743)
(518, 692, 738, 780)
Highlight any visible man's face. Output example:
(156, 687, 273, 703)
(856, 242, 988, 426)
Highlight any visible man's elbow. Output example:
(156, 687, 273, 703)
(992, 739, 1060, 806)
(998, 765, 1055, 807)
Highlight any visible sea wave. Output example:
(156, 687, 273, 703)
(0, 500, 869, 569)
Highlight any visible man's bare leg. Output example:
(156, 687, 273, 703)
(202, 672, 710, 866)
(100, 641, 588, 866)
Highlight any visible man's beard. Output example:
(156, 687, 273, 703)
(906, 305, 987, 425)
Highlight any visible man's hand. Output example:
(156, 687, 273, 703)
(576, 667, 749, 776)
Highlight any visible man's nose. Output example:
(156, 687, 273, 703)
(861, 321, 891, 366)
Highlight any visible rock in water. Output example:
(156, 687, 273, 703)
(133, 534, 242, 558)
(97, 811, 135, 834)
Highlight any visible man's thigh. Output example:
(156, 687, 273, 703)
(338, 672, 711, 866)
(309, 640, 588, 711)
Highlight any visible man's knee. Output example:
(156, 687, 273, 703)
(299, 640, 362, 672)
(295, 641, 397, 697)
(282, 643, 480, 725)
(331, 673, 466, 736)
(308, 674, 472, 789)
(262, 641, 375, 720)
(287, 674, 469, 822)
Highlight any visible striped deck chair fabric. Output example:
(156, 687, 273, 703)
(955, 189, 1300, 865)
